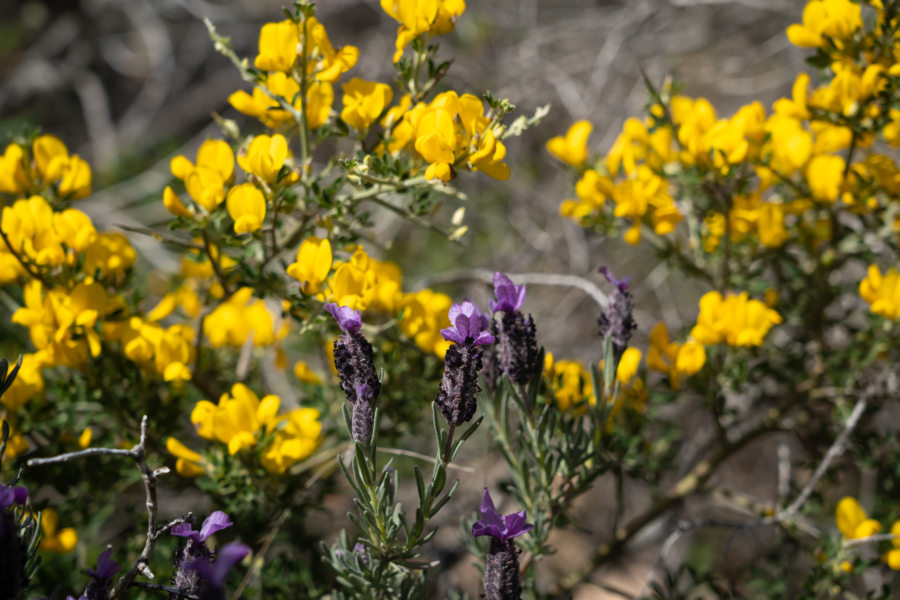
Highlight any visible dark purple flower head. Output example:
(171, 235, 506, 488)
(325, 303, 362, 335)
(172, 511, 233, 544)
(597, 266, 636, 364)
(185, 541, 250, 589)
(489, 272, 526, 313)
(86, 549, 120, 580)
(471, 489, 533, 542)
(441, 301, 494, 346)
(0, 485, 27, 511)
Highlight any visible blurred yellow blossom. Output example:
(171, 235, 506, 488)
(287, 236, 333, 295)
(690, 291, 782, 347)
(226, 183, 266, 234)
(859, 265, 900, 319)
(546, 120, 592, 167)
(39, 508, 77, 553)
(835, 497, 881, 539)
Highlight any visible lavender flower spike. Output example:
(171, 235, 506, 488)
(597, 265, 636, 364)
(172, 511, 233, 543)
(471, 489, 533, 541)
(472, 489, 532, 600)
(441, 301, 494, 346)
(82, 548, 120, 600)
(186, 541, 251, 591)
(489, 272, 526, 313)
(324, 303, 362, 335)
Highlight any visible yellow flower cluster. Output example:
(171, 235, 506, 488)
(167, 383, 323, 476)
(1, 195, 135, 286)
(835, 497, 900, 571)
(380, 0, 466, 62)
(690, 291, 782, 347)
(647, 323, 706, 389)
(543, 348, 644, 416)
(229, 16, 358, 131)
(39, 508, 78, 554)
(105, 317, 195, 382)
(286, 239, 453, 356)
(383, 90, 511, 181)
(0, 135, 91, 200)
(13, 280, 123, 368)
(204, 288, 288, 349)
(859, 265, 900, 320)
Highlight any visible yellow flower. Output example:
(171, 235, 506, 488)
(171, 140, 234, 212)
(0, 353, 45, 412)
(78, 427, 93, 448)
(306, 81, 335, 129)
(381, 0, 466, 62)
(764, 115, 812, 175)
(238, 134, 290, 183)
(786, 0, 862, 48)
(835, 497, 881, 539)
(166, 437, 208, 477)
(546, 120, 592, 167)
(287, 236, 333, 295)
(254, 20, 299, 72)
(675, 340, 706, 376)
(399, 288, 453, 357)
(758, 203, 789, 248)
(203, 288, 281, 348)
(39, 508, 78, 553)
(260, 407, 323, 474)
(53, 209, 97, 252)
(690, 291, 782, 347)
(807, 154, 845, 202)
(293, 360, 322, 384)
(859, 265, 900, 319)
(543, 352, 594, 412)
(83, 232, 137, 281)
(163, 186, 193, 218)
(191, 383, 282, 455)
(1, 195, 66, 267)
(306, 16, 359, 83)
(883, 521, 900, 570)
(226, 183, 266, 234)
(32, 134, 91, 199)
(0, 143, 28, 195)
(341, 78, 394, 132)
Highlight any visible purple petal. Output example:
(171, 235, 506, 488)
(210, 541, 251, 586)
(439, 326, 466, 344)
(183, 557, 214, 583)
(171, 522, 200, 542)
(472, 331, 495, 346)
(598, 266, 630, 293)
(324, 303, 362, 335)
(198, 511, 233, 542)
(490, 272, 526, 313)
(86, 548, 120, 580)
(503, 510, 533, 540)
(472, 489, 506, 539)
(12, 486, 27, 505)
(0, 485, 27, 511)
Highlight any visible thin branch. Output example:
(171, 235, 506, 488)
(27, 415, 183, 600)
(377, 446, 476, 473)
(415, 268, 609, 310)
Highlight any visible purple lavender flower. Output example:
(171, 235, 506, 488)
(81, 548, 120, 600)
(597, 266, 636, 365)
(170, 512, 234, 599)
(436, 301, 493, 426)
(489, 272, 526, 314)
(471, 489, 533, 542)
(324, 303, 362, 335)
(472, 489, 532, 600)
(441, 301, 494, 346)
(184, 541, 251, 600)
(0, 484, 28, 598)
(327, 305, 381, 423)
(350, 383, 374, 445)
(489, 272, 540, 385)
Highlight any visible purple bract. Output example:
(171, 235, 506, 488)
(172, 511, 233, 544)
(185, 541, 251, 588)
(598, 266, 631, 294)
(0, 485, 27, 511)
(489, 272, 526, 313)
(441, 301, 494, 346)
(471, 488, 533, 542)
(86, 548, 120, 580)
(325, 303, 362, 335)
